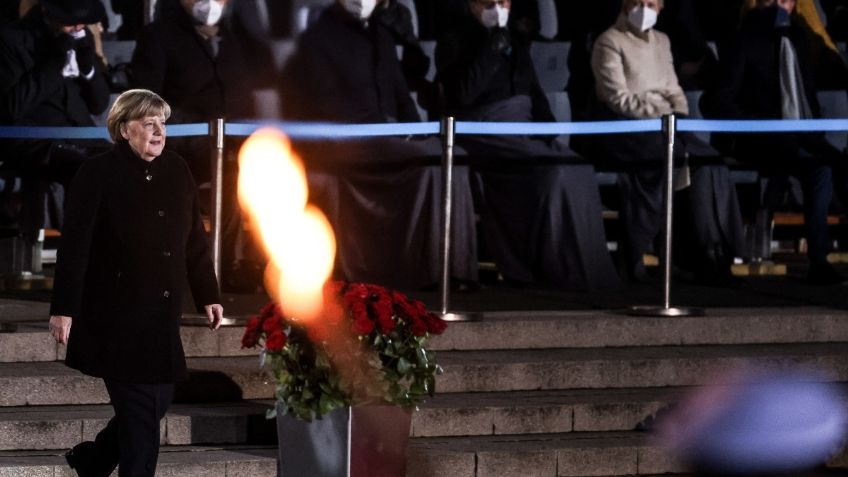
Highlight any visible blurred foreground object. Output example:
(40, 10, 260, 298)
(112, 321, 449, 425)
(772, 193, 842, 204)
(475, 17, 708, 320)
(656, 371, 847, 475)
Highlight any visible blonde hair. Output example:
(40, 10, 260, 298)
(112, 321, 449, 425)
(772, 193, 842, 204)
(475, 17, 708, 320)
(106, 89, 171, 142)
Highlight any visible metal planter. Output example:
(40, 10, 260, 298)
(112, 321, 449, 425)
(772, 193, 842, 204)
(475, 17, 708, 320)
(276, 404, 412, 477)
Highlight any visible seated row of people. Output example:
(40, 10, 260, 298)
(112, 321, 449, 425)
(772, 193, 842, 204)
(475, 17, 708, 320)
(2, 0, 846, 290)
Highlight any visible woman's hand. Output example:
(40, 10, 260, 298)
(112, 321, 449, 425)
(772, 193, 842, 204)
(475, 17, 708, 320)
(49, 315, 72, 344)
(204, 304, 224, 330)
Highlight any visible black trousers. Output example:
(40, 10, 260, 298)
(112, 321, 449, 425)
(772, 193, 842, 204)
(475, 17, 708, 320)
(70, 380, 174, 477)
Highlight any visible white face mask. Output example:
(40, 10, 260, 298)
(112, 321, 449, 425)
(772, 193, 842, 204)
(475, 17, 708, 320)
(342, 0, 378, 20)
(627, 5, 657, 32)
(480, 5, 509, 28)
(192, 0, 224, 26)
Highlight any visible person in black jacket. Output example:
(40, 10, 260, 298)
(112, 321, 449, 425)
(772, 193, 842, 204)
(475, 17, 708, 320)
(278, 0, 479, 290)
(435, 0, 621, 290)
(0, 0, 110, 243)
(701, 0, 848, 284)
(131, 0, 273, 288)
(48, 89, 223, 477)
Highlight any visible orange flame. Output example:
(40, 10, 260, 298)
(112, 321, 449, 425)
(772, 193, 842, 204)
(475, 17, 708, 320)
(238, 127, 336, 321)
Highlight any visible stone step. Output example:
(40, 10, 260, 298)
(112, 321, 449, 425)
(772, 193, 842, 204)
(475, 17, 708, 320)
(0, 388, 681, 450)
(2, 343, 847, 405)
(4, 307, 848, 362)
(0, 445, 277, 477)
(0, 401, 277, 451)
(406, 431, 848, 477)
(412, 388, 676, 438)
(435, 342, 848, 393)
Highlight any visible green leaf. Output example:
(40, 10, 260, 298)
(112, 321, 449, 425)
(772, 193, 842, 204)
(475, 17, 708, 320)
(397, 357, 412, 374)
(265, 407, 277, 420)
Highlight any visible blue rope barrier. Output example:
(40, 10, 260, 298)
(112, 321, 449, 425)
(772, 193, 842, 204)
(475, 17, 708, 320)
(455, 119, 663, 135)
(0, 123, 208, 139)
(2, 118, 848, 141)
(225, 121, 441, 138)
(678, 118, 848, 133)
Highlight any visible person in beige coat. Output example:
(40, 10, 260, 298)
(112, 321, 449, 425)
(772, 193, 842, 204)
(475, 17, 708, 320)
(588, 0, 745, 284)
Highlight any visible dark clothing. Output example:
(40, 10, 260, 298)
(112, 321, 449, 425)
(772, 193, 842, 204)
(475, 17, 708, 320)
(701, 6, 848, 265)
(281, 4, 419, 123)
(279, 4, 477, 289)
(373, 0, 435, 116)
(131, 7, 262, 123)
(437, 22, 554, 122)
(437, 20, 621, 290)
(0, 9, 110, 127)
(69, 381, 175, 477)
(0, 8, 110, 240)
(50, 141, 220, 383)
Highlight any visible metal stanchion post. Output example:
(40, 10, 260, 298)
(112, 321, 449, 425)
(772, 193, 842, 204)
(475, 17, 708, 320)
(438, 117, 478, 322)
(211, 118, 224, 284)
(184, 119, 236, 327)
(629, 114, 703, 317)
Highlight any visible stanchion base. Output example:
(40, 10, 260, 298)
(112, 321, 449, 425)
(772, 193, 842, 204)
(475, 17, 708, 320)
(439, 312, 483, 322)
(627, 306, 705, 317)
(181, 314, 239, 327)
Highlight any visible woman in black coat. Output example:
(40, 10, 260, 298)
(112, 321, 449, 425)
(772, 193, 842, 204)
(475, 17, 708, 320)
(48, 89, 223, 477)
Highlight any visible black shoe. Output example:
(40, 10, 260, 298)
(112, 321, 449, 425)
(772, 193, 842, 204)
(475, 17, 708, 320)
(808, 262, 846, 286)
(64, 442, 100, 477)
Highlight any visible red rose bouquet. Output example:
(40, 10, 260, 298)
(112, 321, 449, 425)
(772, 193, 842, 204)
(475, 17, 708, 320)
(242, 281, 448, 421)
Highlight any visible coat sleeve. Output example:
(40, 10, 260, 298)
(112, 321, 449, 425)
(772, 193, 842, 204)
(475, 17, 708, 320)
(590, 32, 674, 119)
(436, 30, 506, 107)
(183, 165, 221, 311)
(699, 33, 749, 119)
(49, 160, 104, 318)
(659, 35, 688, 116)
(0, 30, 66, 122)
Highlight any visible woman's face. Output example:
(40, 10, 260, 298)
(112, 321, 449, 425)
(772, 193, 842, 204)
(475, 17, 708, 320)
(121, 115, 166, 161)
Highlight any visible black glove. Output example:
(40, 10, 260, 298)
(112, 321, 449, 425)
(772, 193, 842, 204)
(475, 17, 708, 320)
(489, 27, 512, 56)
(72, 30, 97, 77)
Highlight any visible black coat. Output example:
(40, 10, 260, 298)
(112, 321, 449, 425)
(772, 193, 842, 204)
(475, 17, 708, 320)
(50, 141, 220, 383)
(0, 8, 109, 126)
(435, 19, 554, 122)
(130, 7, 259, 122)
(280, 4, 420, 123)
(700, 7, 837, 165)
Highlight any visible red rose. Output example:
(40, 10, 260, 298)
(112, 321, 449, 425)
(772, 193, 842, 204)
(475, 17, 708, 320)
(350, 302, 369, 322)
(372, 297, 394, 334)
(425, 313, 448, 335)
(409, 316, 428, 336)
(241, 315, 263, 348)
(245, 315, 261, 333)
(352, 315, 375, 335)
(259, 302, 278, 319)
(265, 330, 287, 352)
(241, 330, 259, 348)
(262, 315, 283, 334)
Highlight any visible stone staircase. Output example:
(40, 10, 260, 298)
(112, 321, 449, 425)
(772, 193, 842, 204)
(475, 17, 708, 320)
(1, 303, 848, 476)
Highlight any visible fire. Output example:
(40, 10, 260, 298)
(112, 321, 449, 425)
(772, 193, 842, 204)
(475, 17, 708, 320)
(238, 127, 336, 321)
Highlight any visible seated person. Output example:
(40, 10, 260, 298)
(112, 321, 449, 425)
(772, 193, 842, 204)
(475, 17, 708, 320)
(701, 0, 848, 284)
(0, 0, 110, 244)
(131, 0, 274, 287)
(436, 0, 621, 291)
(588, 0, 745, 284)
(279, 0, 478, 290)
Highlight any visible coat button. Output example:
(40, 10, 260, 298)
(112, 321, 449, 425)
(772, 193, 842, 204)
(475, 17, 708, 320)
(158, 210, 165, 217)
(163, 291, 170, 298)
